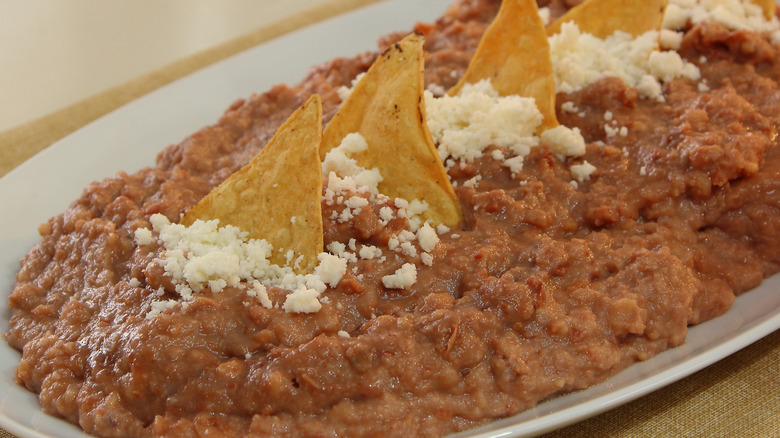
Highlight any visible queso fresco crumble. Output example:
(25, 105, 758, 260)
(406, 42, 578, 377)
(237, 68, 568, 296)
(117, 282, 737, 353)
(6, 0, 780, 437)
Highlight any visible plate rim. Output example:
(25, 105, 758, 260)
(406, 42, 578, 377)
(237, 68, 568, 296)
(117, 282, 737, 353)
(1, 0, 778, 437)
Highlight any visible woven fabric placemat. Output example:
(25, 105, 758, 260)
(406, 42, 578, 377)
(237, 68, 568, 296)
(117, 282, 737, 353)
(1, 0, 778, 436)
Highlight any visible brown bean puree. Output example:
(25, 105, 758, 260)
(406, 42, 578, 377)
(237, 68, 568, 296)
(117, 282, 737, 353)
(6, 0, 780, 437)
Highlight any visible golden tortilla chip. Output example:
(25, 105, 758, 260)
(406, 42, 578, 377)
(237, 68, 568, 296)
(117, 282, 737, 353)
(753, 0, 776, 20)
(181, 94, 324, 273)
(449, 0, 558, 133)
(547, 0, 668, 39)
(320, 33, 462, 228)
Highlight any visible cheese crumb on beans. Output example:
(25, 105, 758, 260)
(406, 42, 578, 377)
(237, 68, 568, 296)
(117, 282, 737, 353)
(381, 263, 418, 289)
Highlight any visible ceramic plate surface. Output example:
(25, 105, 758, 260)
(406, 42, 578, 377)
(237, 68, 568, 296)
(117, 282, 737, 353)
(1, 1, 778, 437)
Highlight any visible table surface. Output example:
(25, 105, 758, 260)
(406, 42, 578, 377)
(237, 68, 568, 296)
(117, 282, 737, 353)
(0, 1, 778, 437)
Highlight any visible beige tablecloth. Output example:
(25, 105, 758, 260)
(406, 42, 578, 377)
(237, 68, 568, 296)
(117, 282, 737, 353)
(1, 0, 778, 436)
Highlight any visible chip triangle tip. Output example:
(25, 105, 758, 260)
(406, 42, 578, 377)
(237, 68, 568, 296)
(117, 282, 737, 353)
(180, 94, 325, 274)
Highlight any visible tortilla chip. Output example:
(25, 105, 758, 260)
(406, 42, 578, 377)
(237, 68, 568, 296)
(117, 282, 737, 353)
(547, 0, 668, 39)
(181, 94, 324, 273)
(449, 0, 558, 133)
(320, 33, 462, 228)
(753, 0, 776, 20)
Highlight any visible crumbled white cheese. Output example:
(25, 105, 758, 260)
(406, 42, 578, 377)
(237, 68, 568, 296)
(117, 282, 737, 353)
(463, 176, 482, 188)
(663, 2, 690, 29)
(359, 245, 383, 260)
(128, 278, 141, 288)
(150, 214, 170, 232)
(571, 161, 597, 182)
(538, 6, 551, 26)
(382, 263, 418, 289)
(142, 214, 351, 317)
(405, 199, 429, 231)
(314, 253, 348, 288)
(337, 330, 351, 338)
(378, 206, 394, 223)
(388, 237, 399, 251)
(664, 0, 780, 38)
(650, 51, 700, 83)
(425, 79, 542, 171)
(420, 252, 434, 266)
(345, 196, 369, 209)
(248, 281, 273, 309)
(155, 221, 246, 293)
(636, 75, 664, 101)
(540, 125, 586, 158)
(502, 155, 525, 175)
(322, 133, 383, 197)
(561, 101, 579, 113)
(134, 227, 154, 246)
(146, 299, 178, 319)
(337, 72, 365, 101)
(397, 230, 416, 243)
(549, 22, 700, 100)
(283, 286, 322, 313)
(416, 223, 440, 253)
(337, 207, 355, 223)
(659, 29, 684, 50)
(326, 241, 358, 264)
(399, 241, 418, 257)
(427, 83, 447, 97)
(322, 131, 430, 235)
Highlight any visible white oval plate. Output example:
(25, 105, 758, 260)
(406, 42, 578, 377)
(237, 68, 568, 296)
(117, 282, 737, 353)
(1, 1, 778, 437)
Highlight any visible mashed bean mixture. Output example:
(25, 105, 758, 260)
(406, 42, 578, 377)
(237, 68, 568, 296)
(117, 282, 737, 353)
(6, 0, 780, 436)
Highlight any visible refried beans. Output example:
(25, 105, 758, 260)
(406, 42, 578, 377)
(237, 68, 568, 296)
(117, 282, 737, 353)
(6, 0, 780, 437)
